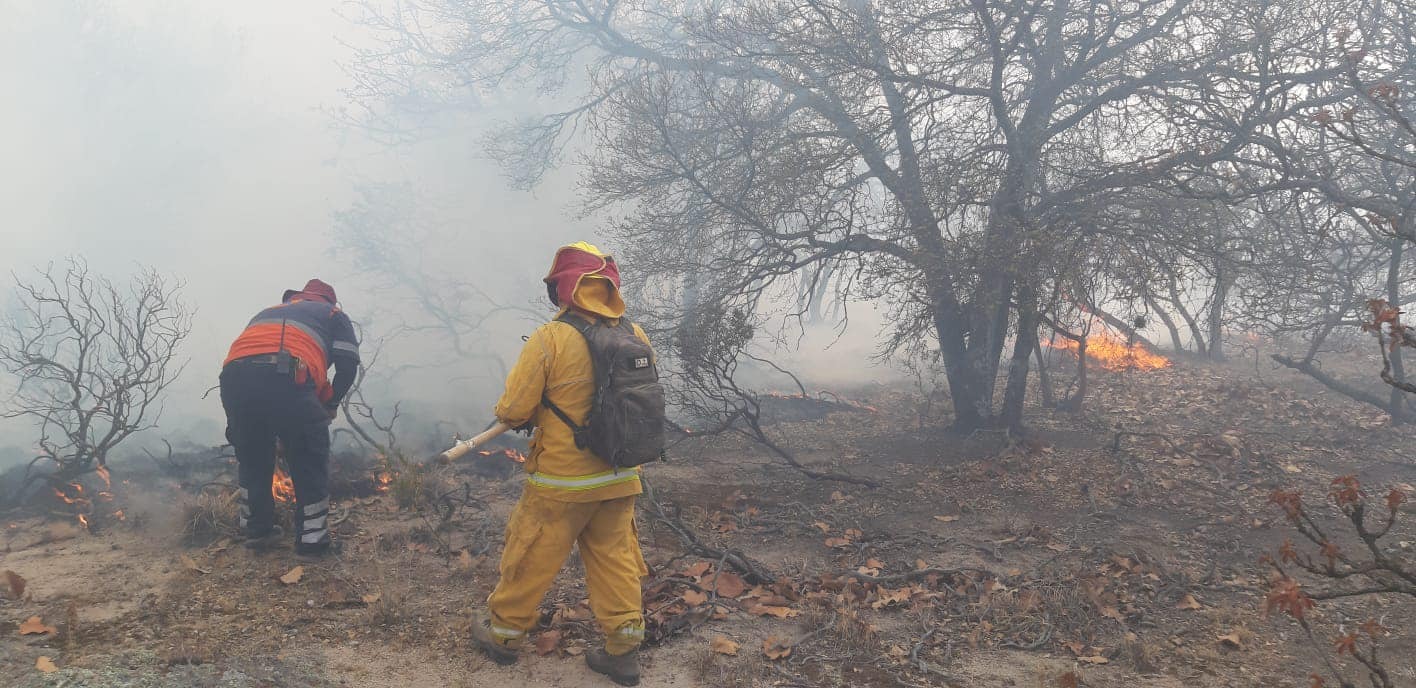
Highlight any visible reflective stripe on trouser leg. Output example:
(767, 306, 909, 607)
(237, 487, 251, 530)
(579, 496, 649, 655)
(490, 624, 526, 642)
(487, 490, 598, 644)
(299, 498, 329, 545)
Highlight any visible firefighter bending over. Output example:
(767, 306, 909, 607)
(472, 242, 666, 687)
(220, 278, 360, 558)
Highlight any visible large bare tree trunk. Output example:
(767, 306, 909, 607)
(1386, 237, 1409, 421)
(1001, 287, 1039, 433)
(1207, 223, 1230, 361)
(1144, 293, 1186, 352)
(1166, 276, 1208, 355)
(929, 276, 988, 431)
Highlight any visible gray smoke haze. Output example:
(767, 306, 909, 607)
(0, 0, 895, 466)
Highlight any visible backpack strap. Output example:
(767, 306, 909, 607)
(540, 312, 600, 450)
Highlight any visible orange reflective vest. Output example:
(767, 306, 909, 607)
(223, 298, 359, 403)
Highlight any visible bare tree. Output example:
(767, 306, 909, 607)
(347, 0, 1329, 434)
(0, 259, 191, 494)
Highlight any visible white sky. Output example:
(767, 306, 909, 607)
(0, 0, 592, 455)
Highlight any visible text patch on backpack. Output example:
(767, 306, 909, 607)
(633, 357, 650, 369)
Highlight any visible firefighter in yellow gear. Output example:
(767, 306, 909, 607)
(472, 242, 650, 686)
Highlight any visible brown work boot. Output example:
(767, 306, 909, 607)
(586, 648, 640, 687)
(470, 612, 519, 666)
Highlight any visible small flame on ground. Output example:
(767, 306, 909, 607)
(113, 510, 125, 521)
(95, 465, 112, 490)
(77, 514, 89, 529)
(1044, 330, 1170, 371)
(478, 448, 528, 463)
(272, 465, 296, 503)
(373, 471, 393, 492)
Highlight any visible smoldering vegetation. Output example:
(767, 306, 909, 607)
(2, 1, 1416, 687)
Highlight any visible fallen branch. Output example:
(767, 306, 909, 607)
(641, 476, 775, 584)
(1271, 355, 1393, 411)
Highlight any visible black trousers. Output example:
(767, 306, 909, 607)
(219, 360, 332, 550)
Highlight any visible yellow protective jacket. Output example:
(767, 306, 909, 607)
(494, 276, 650, 503)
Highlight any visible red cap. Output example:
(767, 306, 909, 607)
(282, 278, 338, 305)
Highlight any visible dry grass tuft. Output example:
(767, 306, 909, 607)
(180, 488, 239, 546)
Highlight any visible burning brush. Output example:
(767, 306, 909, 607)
(49, 464, 120, 530)
(1043, 329, 1170, 372)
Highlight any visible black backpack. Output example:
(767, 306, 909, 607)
(543, 313, 666, 468)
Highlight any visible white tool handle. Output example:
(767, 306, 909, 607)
(439, 422, 513, 462)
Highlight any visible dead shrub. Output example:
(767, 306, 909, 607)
(389, 462, 426, 510)
(180, 487, 239, 546)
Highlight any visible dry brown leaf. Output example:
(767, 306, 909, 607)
(279, 566, 304, 585)
(710, 635, 740, 656)
(871, 588, 912, 610)
(4, 570, 26, 599)
(704, 571, 748, 598)
(811, 521, 830, 533)
(1175, 594, 1203, 610)
(1217, 632, 1245, 650)
(932, 515, 959, 523)
(1077, 655, 1109, 664)
(762, 634, 794, 660)
(535, 630, 562, 656)
(746, 604, 799, 619)
(1058, 671, 1080, 688)
(35, 656, 57, 673)
(458, 550, 475, 570)
(361, 593, 381, 605)
(844, 528, 864, 540)
(683, 562, 711, 579)
(180, 555, 211, 575)
(20, 616, 56, 635)
(1100, 606, 1125, 622)
(824, 537, 851, 549)
(682, 589, 708, 606)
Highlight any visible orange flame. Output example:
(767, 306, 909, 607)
(374, 471, 393, 492)
(272, 465, 296, 503)
(95, 465, 112, 490)
(1044, 330, 1170, 371)
(478, 448, 528, 463)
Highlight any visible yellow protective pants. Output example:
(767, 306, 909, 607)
(486, 490, 648, 655)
